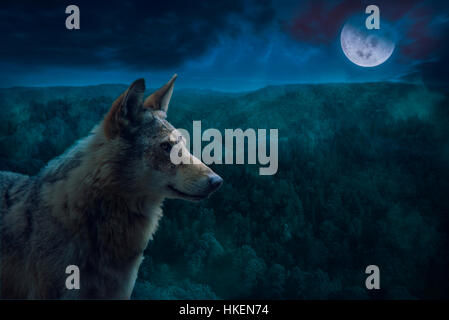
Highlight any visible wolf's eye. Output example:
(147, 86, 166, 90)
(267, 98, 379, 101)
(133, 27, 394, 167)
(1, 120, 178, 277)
(160, 142, 172, 152)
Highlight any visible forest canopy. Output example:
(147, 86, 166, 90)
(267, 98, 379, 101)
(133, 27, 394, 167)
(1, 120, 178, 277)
(1, 82, 448, 299)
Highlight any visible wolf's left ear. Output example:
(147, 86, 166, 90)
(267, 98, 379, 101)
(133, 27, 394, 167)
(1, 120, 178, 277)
(143, 74, 177, 116)
(104, 78, 146, 139)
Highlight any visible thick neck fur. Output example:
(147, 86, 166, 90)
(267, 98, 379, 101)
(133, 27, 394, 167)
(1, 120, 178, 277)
(38, 124, 164, 265)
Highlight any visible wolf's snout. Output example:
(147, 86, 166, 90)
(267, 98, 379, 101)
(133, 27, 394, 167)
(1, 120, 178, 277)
(208, 174, 223, 192)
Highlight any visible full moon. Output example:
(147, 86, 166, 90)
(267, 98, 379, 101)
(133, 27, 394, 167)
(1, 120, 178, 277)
(340, 20, 395, 67)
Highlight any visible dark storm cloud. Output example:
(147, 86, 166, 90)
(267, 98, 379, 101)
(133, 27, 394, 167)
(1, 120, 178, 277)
(0, 0, 274, 70)
(400, 23, 449, 85)
(394, 0, 449, 85)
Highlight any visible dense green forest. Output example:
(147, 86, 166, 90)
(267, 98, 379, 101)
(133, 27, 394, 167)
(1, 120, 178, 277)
(1, 82, 448, 299)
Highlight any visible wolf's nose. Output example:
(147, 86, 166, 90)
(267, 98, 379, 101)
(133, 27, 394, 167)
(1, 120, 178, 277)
(208, 174, 223, 192)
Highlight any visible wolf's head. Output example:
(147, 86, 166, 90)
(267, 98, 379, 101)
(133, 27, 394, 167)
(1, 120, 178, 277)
(101, 75, 222, 201)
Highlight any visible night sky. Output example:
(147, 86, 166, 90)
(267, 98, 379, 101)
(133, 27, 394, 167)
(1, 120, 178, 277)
(1, 0, 448, 91)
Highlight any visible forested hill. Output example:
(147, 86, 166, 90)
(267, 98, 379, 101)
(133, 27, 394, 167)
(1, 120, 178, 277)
(1, 82, 448, 299)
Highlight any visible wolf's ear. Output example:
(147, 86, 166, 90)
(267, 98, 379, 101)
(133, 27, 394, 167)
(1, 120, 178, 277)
(143, 74, 177, 116)
(104, 78, 146, 139)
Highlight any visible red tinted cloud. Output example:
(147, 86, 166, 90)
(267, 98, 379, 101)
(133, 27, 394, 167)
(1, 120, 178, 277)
(286, 0, 437, 61)
(400, 6, 437, 59)
(380, 0, 421, 20)
(287, 0, 360, 44)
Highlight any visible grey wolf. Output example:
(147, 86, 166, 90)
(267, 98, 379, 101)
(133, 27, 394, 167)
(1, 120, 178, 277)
(0, 75, 223, 299)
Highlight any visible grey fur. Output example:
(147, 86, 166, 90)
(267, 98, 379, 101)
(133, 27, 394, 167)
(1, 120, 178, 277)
(0, 77, 222, 299)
